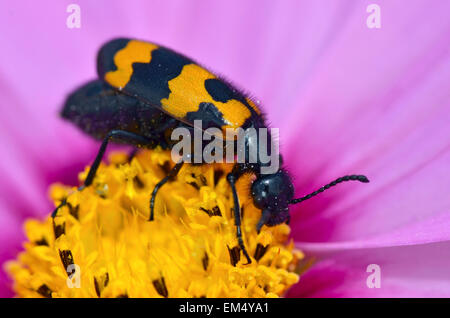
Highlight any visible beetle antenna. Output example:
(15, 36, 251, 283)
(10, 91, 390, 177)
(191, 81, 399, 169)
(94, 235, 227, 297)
(289, 175, 369, 205)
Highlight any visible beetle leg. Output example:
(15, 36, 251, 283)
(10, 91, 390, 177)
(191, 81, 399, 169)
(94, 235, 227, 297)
(226, 171, 252, 265)
(52, 130, 156, 219)
(149, 159, 184, 221)
(85, 130, 156, 186)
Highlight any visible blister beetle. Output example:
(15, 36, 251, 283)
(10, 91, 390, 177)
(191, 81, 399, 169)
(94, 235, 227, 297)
(55, 38, 369, 264)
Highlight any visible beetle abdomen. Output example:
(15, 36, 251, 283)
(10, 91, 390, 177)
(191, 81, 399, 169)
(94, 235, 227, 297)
(62, 80, 171, 145)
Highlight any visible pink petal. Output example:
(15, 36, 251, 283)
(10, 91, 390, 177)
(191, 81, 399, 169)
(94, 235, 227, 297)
(297, 210, 450, 251)
(283, 1, 450, 245)
(287, 240, 450, 297)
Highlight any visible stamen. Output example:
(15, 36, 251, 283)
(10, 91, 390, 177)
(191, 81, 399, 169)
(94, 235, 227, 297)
(200, 206, 222, 217)
(67, 202, 79, 220)
(159, 161, 172, 175)
(211, 206, 221, 216)
(254, 243, 269, 261)
(53, 220, 65, 239)
(227, 245, 241, 267)
(214, 170, 224, 185)
(37, 284, 52, 298)
(34, 238, 49, 246)
(199, 175, 207, 186)
(94, 273, 110, 297)
(152, 277, 168, 298)
(133, 175, 145, 189)
(202, 252, 209, 271)
(94, 278, 101, 297)
(188, 179, 201, 190)
(58, 249, 74, 275)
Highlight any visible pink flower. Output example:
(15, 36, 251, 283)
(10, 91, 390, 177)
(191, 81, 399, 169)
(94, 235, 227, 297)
(0, 0, 449, 297)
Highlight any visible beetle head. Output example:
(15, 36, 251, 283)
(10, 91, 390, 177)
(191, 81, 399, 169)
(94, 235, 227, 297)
(251, 170, 294, 232)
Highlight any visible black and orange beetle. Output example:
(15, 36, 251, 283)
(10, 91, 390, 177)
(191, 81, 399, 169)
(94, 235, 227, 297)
(55, 38, 369, 264)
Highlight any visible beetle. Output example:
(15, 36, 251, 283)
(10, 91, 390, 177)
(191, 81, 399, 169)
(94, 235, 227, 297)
(54, 38, 369, 264)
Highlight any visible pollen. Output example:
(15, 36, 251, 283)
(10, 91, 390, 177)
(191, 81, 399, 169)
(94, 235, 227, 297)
(6, 149, 302, 298)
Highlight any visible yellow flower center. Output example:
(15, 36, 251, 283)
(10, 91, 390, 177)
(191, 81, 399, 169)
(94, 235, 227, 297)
(6, 148, 302, 298)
